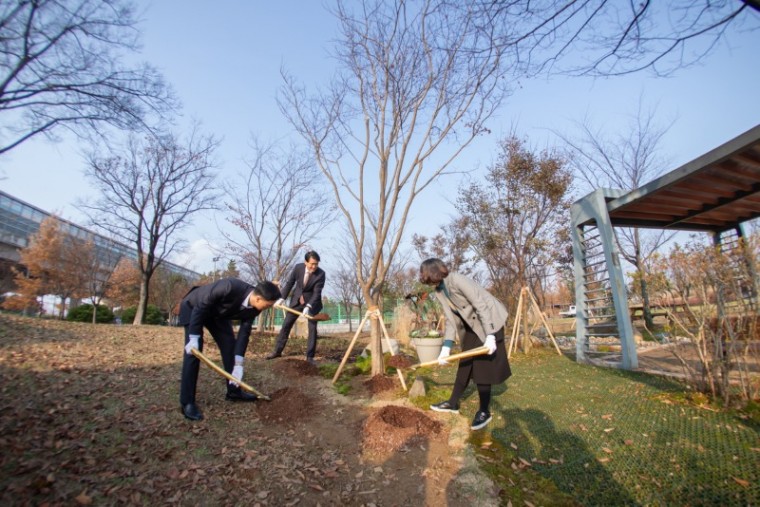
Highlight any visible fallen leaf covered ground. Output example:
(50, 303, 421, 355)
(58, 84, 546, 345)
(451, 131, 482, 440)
(2, 312, 759, 506)
(0, 313, 495, 506)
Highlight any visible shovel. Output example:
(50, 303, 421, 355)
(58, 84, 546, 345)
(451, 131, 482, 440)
(410, 346, 490, 370)
(191, 348, 271, 400)
(275, 304, 331, 321)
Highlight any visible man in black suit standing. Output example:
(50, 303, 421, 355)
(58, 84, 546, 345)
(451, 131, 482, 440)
(179, 278, 281, 421)
(266, 250, 326, 364)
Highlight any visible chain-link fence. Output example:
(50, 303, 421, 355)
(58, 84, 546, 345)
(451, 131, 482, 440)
(451, 348, 760, 506)
(266, 300, 401, 334)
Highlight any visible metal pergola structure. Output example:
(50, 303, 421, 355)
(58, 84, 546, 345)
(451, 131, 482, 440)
(570, 124, 760, 369)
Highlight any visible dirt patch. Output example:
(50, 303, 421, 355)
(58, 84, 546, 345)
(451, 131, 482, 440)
(386, 354, 415, 368)
(272, 357, 321, 376)
(362, 405, 444, 456)
(363, 374, 397, 395)
(634, 341, 760, 380)
(0, 313, 492, 507)
(256, 386, 317, 424)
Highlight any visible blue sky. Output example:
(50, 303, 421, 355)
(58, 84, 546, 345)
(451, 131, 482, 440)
(1, 1, 759, 278)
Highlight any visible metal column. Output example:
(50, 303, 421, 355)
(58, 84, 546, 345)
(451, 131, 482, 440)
(570, 189, 637, 369)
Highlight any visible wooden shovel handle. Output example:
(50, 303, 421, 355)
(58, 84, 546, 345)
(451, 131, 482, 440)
(275, 304, 330, 321)
(191, 348, 270, 401)
(410, 346, 491, 370)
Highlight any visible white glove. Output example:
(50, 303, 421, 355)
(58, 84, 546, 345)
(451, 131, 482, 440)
(230, 365, 243, 386)
(303, 305, 312, 317)
(275, 298, 286, 307)
(230, 355, 244, 386)
(185, 335, 199, 355)
(437, 345, 451, 365)
(485, 334, 497, 355)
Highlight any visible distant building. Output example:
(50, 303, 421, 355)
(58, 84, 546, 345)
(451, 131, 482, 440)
(0, 189, 201, 281)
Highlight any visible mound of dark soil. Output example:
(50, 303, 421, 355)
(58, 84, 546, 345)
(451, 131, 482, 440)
(272, 358, 320, 376)
(363, 374, 397, 394)
(386, 354, 415, 368)
(256, 387, 317, 423)
(362, 405, 443, 455)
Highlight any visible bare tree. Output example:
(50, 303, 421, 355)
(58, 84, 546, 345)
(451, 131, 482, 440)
(653, 236, 760, 405)
(0, 0, 177, 155)
(412, 218, 474, 276)
(221, 136, 334, 330)
(480, 0, 760, 77)
(556, 102, 676, 327)
(280, 0, 512, 375)
(81, 128, 219, 324)
(75, 238, 122, 324)
(149, 266, 193, 326)
(222, 136, 333, 283)
(332, 262, 364, 332)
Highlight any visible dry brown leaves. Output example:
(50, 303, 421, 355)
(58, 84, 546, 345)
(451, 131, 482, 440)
(0, 313, 478, 506)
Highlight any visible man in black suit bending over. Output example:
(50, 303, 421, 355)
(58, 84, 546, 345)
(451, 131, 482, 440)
(266, 250, 326, 364)
(179, 278, 280, 421)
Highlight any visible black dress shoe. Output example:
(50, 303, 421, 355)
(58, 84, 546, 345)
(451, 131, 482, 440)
(471, 410, 492, 430)
(181, 403, 203, 421)
(226, 388, 258, 402)
(265, 352, 282, 360)
(430, 400, 460, 413)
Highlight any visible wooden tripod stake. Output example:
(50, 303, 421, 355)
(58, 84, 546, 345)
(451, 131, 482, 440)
(508, 287, 562, 358)
(332, 307, 408, 391)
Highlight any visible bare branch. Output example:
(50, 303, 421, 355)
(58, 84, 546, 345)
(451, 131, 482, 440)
(0, 0, 178, 155)
(479, 0, 759, 77)
(80, 127, 218, 323)
(220, 135, 335, 283)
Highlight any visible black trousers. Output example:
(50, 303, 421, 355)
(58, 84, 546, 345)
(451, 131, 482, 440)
(179, 318, 237, 406)
(449, 324, 509, 411)
(273, 303, 319, 359)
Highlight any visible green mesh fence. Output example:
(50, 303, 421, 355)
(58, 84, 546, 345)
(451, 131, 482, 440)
(270, 301, 398, 326)
(436, 349, 759, 506)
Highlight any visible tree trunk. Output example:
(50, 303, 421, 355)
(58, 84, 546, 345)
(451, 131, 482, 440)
(258, 308, 272, 332)
(634, 253, 654, 329)
(58, 295, 67, 320)
(640, 275, 654, 329)
(370, 317, 383, 375)
(632, 231, 655, 330)
(368, 294, 384, 376)
(344, 303, 353, 332)
(134, 273, 150, 325)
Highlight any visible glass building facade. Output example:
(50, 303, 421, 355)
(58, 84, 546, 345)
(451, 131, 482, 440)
(0, 190, 201, 280)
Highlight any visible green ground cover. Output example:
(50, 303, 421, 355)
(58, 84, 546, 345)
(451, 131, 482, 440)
(419, 348, 759, 506)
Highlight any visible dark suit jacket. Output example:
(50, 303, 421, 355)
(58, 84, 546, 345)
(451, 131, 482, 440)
(280, 263, 325, 313)
(178, 278, 262, 352)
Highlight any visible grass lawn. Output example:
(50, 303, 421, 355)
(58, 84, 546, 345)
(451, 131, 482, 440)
(411, 347, 760, 506)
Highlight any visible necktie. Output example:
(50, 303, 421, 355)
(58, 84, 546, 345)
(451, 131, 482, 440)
(300, 270, 310, 304)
